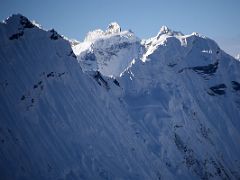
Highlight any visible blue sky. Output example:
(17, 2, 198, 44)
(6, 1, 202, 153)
(1, 0, 240, 56)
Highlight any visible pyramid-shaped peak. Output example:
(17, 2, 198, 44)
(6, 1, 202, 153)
(5, 13, 24, 23)
(4, 13, 35, 29)
(160, 25, 171, 34)
(106, 22, 121, 34)
(157, 26, 184, 38)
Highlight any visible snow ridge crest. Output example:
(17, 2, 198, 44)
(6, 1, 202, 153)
(157, 25, 184, 38)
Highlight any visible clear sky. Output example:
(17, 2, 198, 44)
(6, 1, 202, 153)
(1, 0, 240, 56)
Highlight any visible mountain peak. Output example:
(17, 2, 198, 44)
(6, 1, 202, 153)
(83, 22, 123, 42)
(1, 13, 240, 180)
(235, 54, 240, 61)
(106, 22, 121, 34)
(159, 25, 171, 34)
(5, 13, 23, 23)
(4, 13, 35, 29)
(156, 26, 184, 39)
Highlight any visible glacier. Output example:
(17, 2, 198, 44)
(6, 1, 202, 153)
(0, 14, 240, 180)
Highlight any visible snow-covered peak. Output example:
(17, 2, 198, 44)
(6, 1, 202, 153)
(106, 22, 121, 34)
(74, 23, 222, 77)
(143, 26, 186, 51)
(235, 54, 240, 61)
(84, 22, 122, 42)
(159, 25, 171, 34)
(84, 29, 105, 42)
(156, 26, 183, 39)
(4, 14, 35, 30)
(142, 26, 219, 64)
(1, 14, 240, 180)
(4, 14, 20, 22)
(73, 23, 142, 77)
(4, 14, 24, 24)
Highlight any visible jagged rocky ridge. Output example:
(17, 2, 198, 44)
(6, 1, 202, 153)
(1, 14, 240, 180)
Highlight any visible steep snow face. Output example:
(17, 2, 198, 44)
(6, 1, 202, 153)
(0, 15, 170, 180)
(72, 22, 143, 77)
(119, 26, 240, 179)
(1, 14, 240, 180)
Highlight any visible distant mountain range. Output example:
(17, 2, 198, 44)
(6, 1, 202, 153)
(1, 14, 240, 180)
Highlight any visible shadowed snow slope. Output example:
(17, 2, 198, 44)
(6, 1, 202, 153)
(1, 14, 240, 180)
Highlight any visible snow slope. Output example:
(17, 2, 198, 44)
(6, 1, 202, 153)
(0, 14, 162, 180)
(1, 14, 240, 180)
(120, 26, 240, 179)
